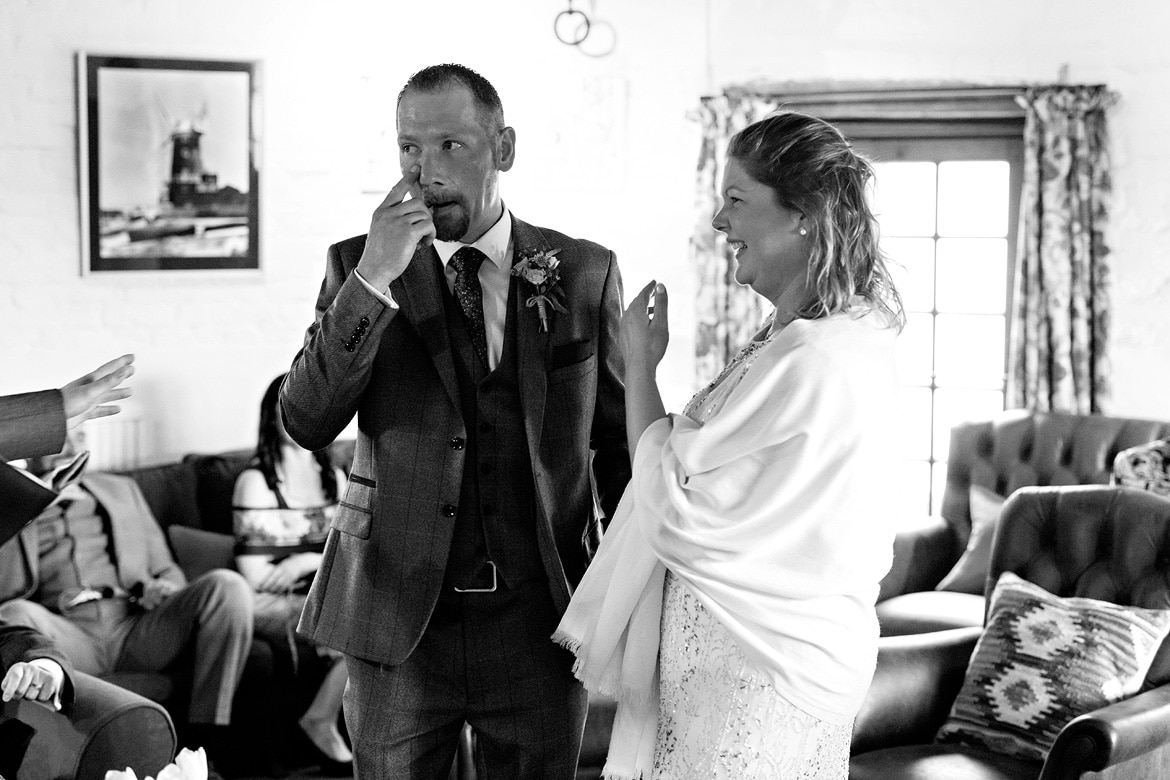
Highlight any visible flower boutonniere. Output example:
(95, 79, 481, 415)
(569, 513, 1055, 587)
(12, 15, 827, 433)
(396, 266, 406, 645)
(512, 248, 568, 332)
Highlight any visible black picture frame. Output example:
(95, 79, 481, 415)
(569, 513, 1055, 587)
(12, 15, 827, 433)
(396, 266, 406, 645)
(78, 53, 259, 273)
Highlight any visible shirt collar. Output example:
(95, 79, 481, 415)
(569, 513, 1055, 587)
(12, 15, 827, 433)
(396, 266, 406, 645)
(433, 206, 512, 271)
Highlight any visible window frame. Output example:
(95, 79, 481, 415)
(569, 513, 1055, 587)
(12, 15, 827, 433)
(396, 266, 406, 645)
(737, 84, 1027, 515)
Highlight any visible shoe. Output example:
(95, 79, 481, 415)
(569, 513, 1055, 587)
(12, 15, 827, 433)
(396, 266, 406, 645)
(298, 717, 353, 774)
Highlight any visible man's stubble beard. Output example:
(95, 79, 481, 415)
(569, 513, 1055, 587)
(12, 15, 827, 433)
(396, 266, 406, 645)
(433, 210, 469, 242)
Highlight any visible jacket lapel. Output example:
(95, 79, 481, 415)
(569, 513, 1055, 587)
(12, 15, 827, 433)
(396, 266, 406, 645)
(511, 217, 550, 457)
(82, 475, 139, 589)
(389, 245, 461, 413)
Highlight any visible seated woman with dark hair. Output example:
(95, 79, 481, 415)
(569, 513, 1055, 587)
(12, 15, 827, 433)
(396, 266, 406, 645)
(233, 373, 351, 769)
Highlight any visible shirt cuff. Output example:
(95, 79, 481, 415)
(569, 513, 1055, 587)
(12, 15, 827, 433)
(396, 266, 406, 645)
(354, 270, 399, 310)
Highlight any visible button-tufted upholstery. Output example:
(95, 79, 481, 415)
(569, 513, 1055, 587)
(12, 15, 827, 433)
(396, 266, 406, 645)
(877, 410, 1170, 636)
(988, 484, 1170, 687)
(851, 484, 1170, 779)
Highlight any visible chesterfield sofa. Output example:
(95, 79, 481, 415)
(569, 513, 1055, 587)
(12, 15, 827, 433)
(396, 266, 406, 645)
(875, 409, 1170, 636)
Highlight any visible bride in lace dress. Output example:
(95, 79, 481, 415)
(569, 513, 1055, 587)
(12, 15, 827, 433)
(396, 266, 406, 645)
(555, 111, 904, 780)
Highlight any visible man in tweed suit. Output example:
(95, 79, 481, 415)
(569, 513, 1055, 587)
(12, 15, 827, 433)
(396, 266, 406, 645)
(280, 63, 630, 778)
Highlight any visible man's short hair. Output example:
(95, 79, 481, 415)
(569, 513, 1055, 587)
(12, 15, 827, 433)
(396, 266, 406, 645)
(398, 63, 505, 135)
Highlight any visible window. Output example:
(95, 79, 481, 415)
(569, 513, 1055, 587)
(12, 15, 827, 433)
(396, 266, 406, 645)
(730, 85, 1026, 519)
(852, 132, 1023, 517)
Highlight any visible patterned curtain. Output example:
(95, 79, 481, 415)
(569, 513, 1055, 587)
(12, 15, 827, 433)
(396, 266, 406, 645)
(691, 94, 783, 387)
(1009, 85, 1117, 413)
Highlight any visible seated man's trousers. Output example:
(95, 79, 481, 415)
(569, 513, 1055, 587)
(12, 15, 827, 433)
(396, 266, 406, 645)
(0, 569, 253, 725)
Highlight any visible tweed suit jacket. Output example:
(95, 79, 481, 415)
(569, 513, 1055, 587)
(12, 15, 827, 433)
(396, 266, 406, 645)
(0, 389, 65, 462)
(283, 215, 630, 666)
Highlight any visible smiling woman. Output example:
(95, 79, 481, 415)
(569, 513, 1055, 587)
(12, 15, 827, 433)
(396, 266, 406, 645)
(712, 157, 807, 316)
(555, 111, 905, 780)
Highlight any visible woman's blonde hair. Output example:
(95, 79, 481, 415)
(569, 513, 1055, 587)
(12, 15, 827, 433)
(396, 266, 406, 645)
(728, 111, 904, 329)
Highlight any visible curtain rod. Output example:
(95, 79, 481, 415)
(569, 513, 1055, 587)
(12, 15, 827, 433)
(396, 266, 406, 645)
(700, 83, 1108, 102)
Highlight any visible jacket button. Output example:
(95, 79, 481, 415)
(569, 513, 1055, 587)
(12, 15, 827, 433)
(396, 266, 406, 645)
(450, 437, 465, 450)
(442, 504, 457, 518)
(359, 316, 370, 328)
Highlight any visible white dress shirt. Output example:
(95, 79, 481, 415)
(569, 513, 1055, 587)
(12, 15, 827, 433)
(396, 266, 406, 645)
(356, 207, 513, 370)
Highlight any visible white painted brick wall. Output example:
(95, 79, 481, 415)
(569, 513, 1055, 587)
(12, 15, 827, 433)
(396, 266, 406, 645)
(2, 0, 1167, 467)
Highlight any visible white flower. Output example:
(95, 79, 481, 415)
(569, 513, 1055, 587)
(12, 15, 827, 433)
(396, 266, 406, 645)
(106, 747, 207, 780)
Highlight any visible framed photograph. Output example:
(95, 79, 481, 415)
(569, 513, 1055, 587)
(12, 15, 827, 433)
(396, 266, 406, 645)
(78, 54, 259, 273)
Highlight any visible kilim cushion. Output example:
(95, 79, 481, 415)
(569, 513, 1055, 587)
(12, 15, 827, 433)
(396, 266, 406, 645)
(935, 571, 1170, 761)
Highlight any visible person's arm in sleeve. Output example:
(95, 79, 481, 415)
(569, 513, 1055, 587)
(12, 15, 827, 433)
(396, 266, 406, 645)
(281, 167, 435, 451)
(0, 391, 65, 462)
(589, 251, 633, 523)
(125, 479, 187, 610)
(0, 355, 134, 462)
(1, 621, 75, 710)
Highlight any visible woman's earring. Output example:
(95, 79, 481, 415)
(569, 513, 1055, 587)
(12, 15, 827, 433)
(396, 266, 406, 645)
(799, 227, 808, 236)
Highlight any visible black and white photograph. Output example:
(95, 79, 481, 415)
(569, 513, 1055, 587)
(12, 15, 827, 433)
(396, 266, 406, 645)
(79, 54, 258, 272)
(3, 3, 1170, 780)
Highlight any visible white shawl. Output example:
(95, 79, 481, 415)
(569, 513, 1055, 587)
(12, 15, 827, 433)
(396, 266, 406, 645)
(554, 309, 900, 779)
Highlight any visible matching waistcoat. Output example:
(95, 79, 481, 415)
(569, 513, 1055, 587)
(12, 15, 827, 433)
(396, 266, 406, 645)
(441, 275, 543, 590)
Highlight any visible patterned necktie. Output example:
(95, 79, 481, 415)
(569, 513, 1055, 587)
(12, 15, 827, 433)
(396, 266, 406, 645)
(450, 245, 489, 369)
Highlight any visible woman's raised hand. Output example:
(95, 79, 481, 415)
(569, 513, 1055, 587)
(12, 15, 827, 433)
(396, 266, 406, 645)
(621, 280, 669, 372)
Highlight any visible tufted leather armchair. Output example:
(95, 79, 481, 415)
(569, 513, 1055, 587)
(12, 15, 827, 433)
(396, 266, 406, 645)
(877, 410, 1170, 636)
(851, 484, 1170, 779)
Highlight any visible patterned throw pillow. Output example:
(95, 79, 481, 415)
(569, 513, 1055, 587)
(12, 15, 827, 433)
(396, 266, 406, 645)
(1112, 438, 1170, 497)
(935, 572, 1170, 761)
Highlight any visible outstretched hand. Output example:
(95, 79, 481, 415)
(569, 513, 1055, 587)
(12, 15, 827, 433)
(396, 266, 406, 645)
(621, 280, 669, 374)
(61, 353, 134, 430)
(356, 165, 437, 292)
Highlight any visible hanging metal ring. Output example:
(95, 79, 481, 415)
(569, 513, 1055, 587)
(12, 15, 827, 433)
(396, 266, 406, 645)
(575, 19, 616, 58)
(554, 8, 591, 46)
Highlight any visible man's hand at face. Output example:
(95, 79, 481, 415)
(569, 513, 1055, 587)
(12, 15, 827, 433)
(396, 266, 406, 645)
(356, 165, 437, 292)
(138, 578, 181, 611)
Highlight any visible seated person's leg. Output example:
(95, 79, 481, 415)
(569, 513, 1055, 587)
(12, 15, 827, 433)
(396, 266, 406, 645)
(299, 657, 352, 764)
(116, 569, 253, 726)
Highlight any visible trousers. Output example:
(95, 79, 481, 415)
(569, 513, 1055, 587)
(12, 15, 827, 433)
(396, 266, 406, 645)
(343, 579, 588, 779)
(0, 569, 253, 725)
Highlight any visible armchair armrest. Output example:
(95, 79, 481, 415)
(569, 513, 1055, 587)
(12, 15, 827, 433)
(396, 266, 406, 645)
(877, 514, 960, 602)
(1041, 684, 1170, 780)
(167, 525, 237, 581)
(16, 670, 176, 780)
(851, 625, 981, 755)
